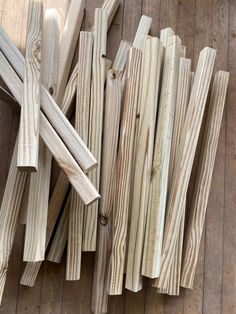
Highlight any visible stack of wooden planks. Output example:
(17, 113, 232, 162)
(0, 0, 229, 313)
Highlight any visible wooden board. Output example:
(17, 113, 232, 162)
(0, 0, 235, 313)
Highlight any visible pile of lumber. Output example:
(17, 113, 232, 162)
(0, 0, 229, 313)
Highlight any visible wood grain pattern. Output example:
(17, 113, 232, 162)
(181, 71, 229, 289)
(56, 0, 85, 104)
(0, 27, 97, 172)
(142, 35, 181, 279)
(0, 137, 27, 304)
(66, 32, 93, 281)
(0, 52, 100, 205)
(83, 8, 107, 251)
(47, 195, 70, 263)
(125, 37, 163, 291)
(20, 171, 69, 287)
(167, 57, 192, 296)
(17, 0, 43, 171)
(92, 40, 128, 314)
(157, 47, 216, 292)
(108, 47, 142, 295)
(23, 7, 61, 262)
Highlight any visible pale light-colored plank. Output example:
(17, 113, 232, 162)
(0, 27, 97, 172)
(141, 35, 181, 279)
(157, 47, 216, 291)
(92, 40, 129, 314)
(167, 57, 192, 296)
(20, 171, 69, 287)
(0, 52, 100, 205)
(160, 27, 175, 47)
(56, 0, 85, 104)
(47, 196, 70, 263)
(132, 15, 152, 49)
(83, 8, 108, 251)
(23, 7, 61, 262)
(66, 31, 93, 281)
(17, 0, 43, 171)
(181, 71, 229, 289)
(125, 37, 163, 292)
(108, 47, 142, 295)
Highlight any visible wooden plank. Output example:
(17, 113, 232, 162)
(108, 47, 142, 295)
(23, 7, 61, 262)
(132, 15, 152, 49)
(56, 0, 85, 104)
(47, 196, 70, 263)
(160, 27, 175, 47)
(181, 71, 229, 289)
(141, 35, 181, 280)
(17, 0, 43, 171)
(19, 175, 30, 224)
(166, 57, 192, 296)
(20, 171, 69, 287)
(125, 37, 163, 292)
(83, 8, 107, 251)
(0, 28, 97, 172)
(0, 52, 100, 205)
(66, 31, 93, 281)
(92, 40, 129, 314)
(157, 47, 216, 292)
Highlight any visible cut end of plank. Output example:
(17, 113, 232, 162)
(17, 165, 38, 172)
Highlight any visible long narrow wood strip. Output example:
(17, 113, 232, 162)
(0, 27, 97, 172)
(0, 137, 27, 304)
(17, 0, 43, 171)
(19, 175, 30, 224)
(19, 0, 119, 288)
(23, 8, 61, 262)
(181, 71, 229, 289)
(107, 47, 142, 295)
(82, 8, 108, 251)
(167, 57, 192, 295)
(160, 27, 175, 47)
(125, 37, 163, 292)
(0, 52, 100, 205)
(157, 47, 216, 291)
(66, 31, 93, 281)
(141, 35, 181, 279)
(47, 196, 70, 263)
(21, 171, 69, 286)
(102, 0, 119, 28)
(56, 0, 85, 104)
(132, 15, 152, 49)
(91, 40, 129, 314)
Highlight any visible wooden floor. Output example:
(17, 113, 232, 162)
(0, 0, 235, 313)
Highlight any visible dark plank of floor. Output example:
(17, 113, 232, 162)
(222, 0, 236, 312)
(203, 1, 228, 314)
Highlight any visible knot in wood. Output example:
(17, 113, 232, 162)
(99, 214, 108, 225)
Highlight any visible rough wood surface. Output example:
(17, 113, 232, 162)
(181, 71, 229, 289)
(142, 35, 181, 279)
(92, 40, 129, 314)
(66, 32, 93, 281)
(157, 47, 216, 292)
(108, 47, 142, 295)
(56, 0, 85, 104)
(47, 195, 70, 263)
(83, 8, 107, 251)
(23, 7, 61, 263)
(125, 37, 163, 292)
(17, 0, 43, 171)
